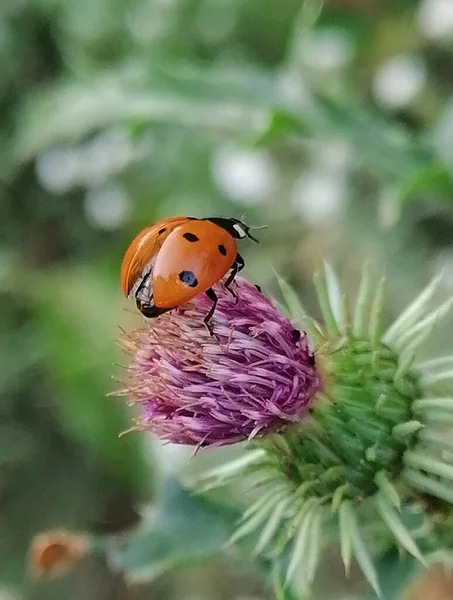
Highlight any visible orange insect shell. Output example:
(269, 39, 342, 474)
(120, 216, 189, 297)
(152, 219, 238, 309)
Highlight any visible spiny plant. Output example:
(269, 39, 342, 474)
(117, 264, 453, 597)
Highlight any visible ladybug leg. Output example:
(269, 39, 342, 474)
(224, 253, 244, 304)
(204, 288, 219, 337)
(137, 299, 169, 319)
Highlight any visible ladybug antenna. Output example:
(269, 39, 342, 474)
(240, 221, 267, 243)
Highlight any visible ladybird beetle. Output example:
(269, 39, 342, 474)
(121, 216, 262, 334)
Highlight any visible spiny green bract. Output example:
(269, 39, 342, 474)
(196, 264, 453, 598)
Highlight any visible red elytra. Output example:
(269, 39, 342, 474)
(120, 216, 261, 334)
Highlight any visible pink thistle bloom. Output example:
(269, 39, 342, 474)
(118, 277, 320, 447)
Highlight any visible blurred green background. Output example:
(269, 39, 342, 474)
(2, 0, 453, 598)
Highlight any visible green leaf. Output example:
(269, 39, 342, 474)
(368, 546, 419, 600)
(9, 61, 443, 199)
(398, 163, 453, 209)
(29, 265, 150, 497)
(251, 109, 308, 146)
(107, 479, 240, 583)
(272, 558, 305, 600)
(10, 64, 277, 170)
(353, 262, 373, 338)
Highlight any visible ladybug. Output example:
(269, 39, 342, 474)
(121, 216, 262, 333)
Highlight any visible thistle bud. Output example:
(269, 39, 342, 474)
(195, 266, 453, 597)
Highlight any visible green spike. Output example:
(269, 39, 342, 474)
(320, 465, 345, 483)
(196, 449, 266, 483)
(239, 485, 287, 522)
(394, 350, 415, 386)
(285, 499, 319, 584)
(419, 428, 453, 453)
(404, 469, 453, 504)
(307, 434, 342, 465)
(422, 369, 453, 386)
(369, 277, 386, 348)
(253, 497, 290, 556)
(339, 502, 353, 576)
(424, 410, 453, 426)
(383, 273, 442, 345)
(228, 493, 281, 545)
(399, 320, 437, 361)
(353, 262, 373, 338)
(313, 271, 341, 337)
(342, 293, 352, 334)
(366, 445, 378, 463)
(413, 397, 453, 413)
(395, 298, 453, 350)
(375, 471, 401, 511)
(305, 508, 323, 587)
(392, 421, 423, 441)
(418, 356, 453, 372)
(404, 450, 453, 481)
(274, 272, 322, 341)
(376, 494, 425, 563)
(340, 501, 382, 597)
(324, 261, 345, 331)
(295, 479, 318, 497)
(331, 484, 349, 514)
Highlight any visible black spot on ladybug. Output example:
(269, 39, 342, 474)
(183, 232, 199, 242)
(179, 270, 198, 288)
(292, 328, 301, 343)
(255, 285, 262, 293)
(158, 227, 166, 234)
(308, 353, 316, 366)
(218, 244, 227, 256)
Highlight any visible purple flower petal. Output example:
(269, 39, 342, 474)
(119, 277, 320, 447)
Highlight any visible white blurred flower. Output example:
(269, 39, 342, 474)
(373, 55, 426, 110)
(84, 186, 130, 230)
(127, 4, 171, 44)
(418, 0, 453, 40)
(291, 171, 346, 225)
(35, 147, 80, 194)
(278, 70, 310, 105)
(300, 28, 354, 73)
(79, 130, 135, 186)
(311, 140, 352, 174)
(212, 145, 277, 205)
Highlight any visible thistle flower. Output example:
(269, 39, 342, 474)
(118, 265, 453, 597)
(117, 277, 320, 447)
(192, 265, 453, 597)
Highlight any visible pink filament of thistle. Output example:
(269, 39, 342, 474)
(124, 278, 320, 447)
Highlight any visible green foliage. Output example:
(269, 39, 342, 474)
(106, 478, 240, 582)
(29, 265, 151, 496)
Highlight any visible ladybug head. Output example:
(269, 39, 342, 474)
(207, 217, 266, 243)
